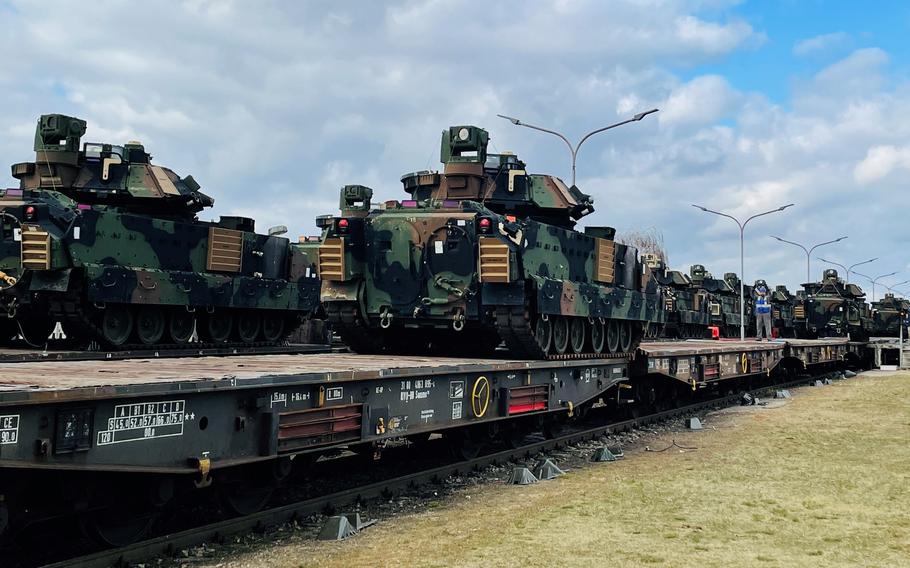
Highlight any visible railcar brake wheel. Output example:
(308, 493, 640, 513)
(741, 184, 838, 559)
(534, 315, 552, 353)
(590, 319, 605, 353)
(168, 310, 195, 343)
(204, 311, 233, 343)
(606, 319, 621, 353)
(569, 318, 586, 354)
(261, 313, 286, 342)
(619, 320, 633, 352)
(101, 305, 133, 346)
(136, 307, 165, 345)
(552, 316, 569, 354)
(236, 311, 261, 343)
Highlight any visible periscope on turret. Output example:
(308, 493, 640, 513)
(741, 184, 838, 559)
(315, 124, 664, 358)
(0, 114, 320, 347)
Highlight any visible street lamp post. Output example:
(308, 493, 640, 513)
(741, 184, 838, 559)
(496, 109, 659, 187)
(769, 236, 847, 282)
(853, 271, 899, 302)
(882, 280, 910, 296)
(817, 257, 878, 284)
(692, 203, 795, 341)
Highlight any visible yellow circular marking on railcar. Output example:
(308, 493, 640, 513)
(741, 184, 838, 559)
(471, 376, 491, 418)
(741, 352, 748, 373)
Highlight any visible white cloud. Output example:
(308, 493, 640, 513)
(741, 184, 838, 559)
(854, 145, 910, 184)
(793, 32, 851, 56)
(0, 2, 906, 293)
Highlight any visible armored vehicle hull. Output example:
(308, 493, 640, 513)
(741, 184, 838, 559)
(793, 269, 870, 341)
(318, 125, 663, 359)
(0, 115, 320, 347)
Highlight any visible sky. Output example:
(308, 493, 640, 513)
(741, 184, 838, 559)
(1, 0, 908, 295)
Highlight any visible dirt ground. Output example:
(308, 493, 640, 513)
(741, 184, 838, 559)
(194, 370, 910, 568)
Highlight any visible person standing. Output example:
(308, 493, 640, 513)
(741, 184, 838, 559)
(754, 281, 772, 340)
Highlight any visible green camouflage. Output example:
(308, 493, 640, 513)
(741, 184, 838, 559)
(644, 255, 709, 338)
(687, 265, 751, 336)
(793, 269, 871, 340)
(870, 293, 909, 337)
(0, 114, 319, 346)
(769, 284, 797, 337)
(319, 125, 663, 358)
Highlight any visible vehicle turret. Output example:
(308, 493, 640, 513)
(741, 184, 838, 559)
(11, 113, 213, 218)
(399, 125, 594, 229)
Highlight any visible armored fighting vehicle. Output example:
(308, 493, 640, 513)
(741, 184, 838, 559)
(688, 265, 745, 337)
(317, 125, 663, 358)
(643, 255, 708, 338)
(769, 284, 797, 337)
(870, 293, 909, 337)
(794, 269, 870, 340)
(0, 114, 320, 346)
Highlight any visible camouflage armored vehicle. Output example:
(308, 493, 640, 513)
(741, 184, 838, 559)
(769, 284, 797, 337)
(870, 293, 909, 337)
(0, 114, 320, 347)
(794, 269, 870, 340)
(317, 125, 663, 358)
(643, 255, 708, 338)
(688, 265, 745, 337)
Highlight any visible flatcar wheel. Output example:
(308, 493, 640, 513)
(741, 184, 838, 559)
(534, 315, 552, 353)
(0, 317, 17, 343)
(135, 307, 165, 345)
(101, 305, 133, 346)
(219, 481, 275, 516)
(552, 316, 569, 354)
(236, 311, 261, 343)
(569, 318, 586, 354)
(619, 320, 633, 352)
(591, 319, 605, 353)
(203, 311, 233, 343)
(606, 319, 620, 353)
(82, 513, 156, 547)
(261, 313, 285, 342)
(168, 310, 195, 343)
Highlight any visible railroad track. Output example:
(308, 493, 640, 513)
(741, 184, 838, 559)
(43, 370, 846, 568)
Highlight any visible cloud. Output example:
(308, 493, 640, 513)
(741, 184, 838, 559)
(0, 2, 906, 294)
(854, 145, 910, 184)
(793, 32, 851, 56)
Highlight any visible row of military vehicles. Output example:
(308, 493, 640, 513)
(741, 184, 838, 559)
(0, 114, 904, 356)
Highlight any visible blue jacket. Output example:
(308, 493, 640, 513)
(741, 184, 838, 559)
(755, 288, 771, 315)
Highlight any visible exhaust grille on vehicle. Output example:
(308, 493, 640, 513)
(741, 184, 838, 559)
(207, 227, 243, 273)
(794, 305, 806, 319)
(317, 237, 346, 281)
(478, 237, 510, 283)
(277, 403, 362, 453)
(20, 224, 50, 270)
(594, 238, 615, 284)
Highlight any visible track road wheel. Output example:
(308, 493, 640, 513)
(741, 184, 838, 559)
(619, 320, 633, 353)
(552, 316, 569, 354)
(261, 313, 286, 343)
(135, 307, 165, 345)
(606, 319, 621, 353)
(168, 310, 195, 344)
(569, 317, 586, 354)
(236, 311, 261, 343)
(591, 319, 605, 353)
(534, 315, 552, 353)
(203, 311, 232, 343)
(100, 305, 133, 346)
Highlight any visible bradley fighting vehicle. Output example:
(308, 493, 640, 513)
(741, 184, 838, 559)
(870, 293, 909, 337)
(687, 265, 746, 337)
(0, 114, 320, 347)
(794, 269, 870, 340)
(317, 125, 663, 358)
(643, 255, 709, 338)
(769, 284, 797, 337)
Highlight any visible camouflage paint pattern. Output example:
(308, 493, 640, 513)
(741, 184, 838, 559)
(870, 293, 909, 337)
(319, 125, 663, 356)
(793, 269, 871, 340)
(0, 114, 319, 344)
